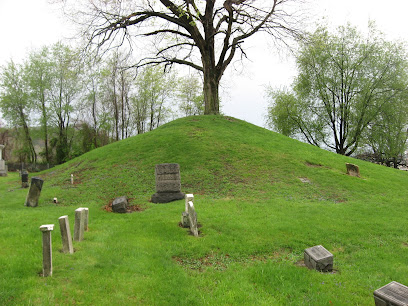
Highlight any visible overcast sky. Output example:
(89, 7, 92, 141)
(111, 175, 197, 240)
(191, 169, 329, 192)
(1, 0, 408, 127)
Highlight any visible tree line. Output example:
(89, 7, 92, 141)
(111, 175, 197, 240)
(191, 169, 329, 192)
(266, 23, 408, 168)
(0, 43, 204, 165)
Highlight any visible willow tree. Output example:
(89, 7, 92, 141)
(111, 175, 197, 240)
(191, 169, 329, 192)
(66, 0, 301, 115)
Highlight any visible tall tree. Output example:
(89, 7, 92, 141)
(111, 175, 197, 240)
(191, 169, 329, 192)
(0, 61, 37, 163)
(25, 46, 53, 163)
(67, 0, 301, 115)
(267, 24, 408, 156)
(48, 43, 82, 164)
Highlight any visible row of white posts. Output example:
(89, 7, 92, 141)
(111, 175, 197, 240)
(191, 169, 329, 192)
(39, 207, 88, 277)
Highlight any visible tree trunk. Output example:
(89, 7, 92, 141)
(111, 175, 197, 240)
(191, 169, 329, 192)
(202, 58, 220, 115)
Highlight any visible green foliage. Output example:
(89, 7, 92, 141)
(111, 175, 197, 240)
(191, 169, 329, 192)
(267, 23, 408, 157)
(2, 116, 408, 304)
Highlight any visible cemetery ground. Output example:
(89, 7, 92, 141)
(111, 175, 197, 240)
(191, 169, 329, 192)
(1, 116, 408, 304)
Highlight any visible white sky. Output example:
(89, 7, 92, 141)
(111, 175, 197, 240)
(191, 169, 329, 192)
(1, 0, 408, 127)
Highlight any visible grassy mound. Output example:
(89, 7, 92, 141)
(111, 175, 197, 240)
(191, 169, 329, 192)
(1, 115, 408, 304)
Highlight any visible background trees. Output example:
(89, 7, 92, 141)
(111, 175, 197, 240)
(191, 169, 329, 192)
(267, 24, 408, 161)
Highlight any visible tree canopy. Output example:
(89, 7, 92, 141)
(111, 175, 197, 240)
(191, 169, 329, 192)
(267, 24, 408, 157)
(66, 0, 302, 115)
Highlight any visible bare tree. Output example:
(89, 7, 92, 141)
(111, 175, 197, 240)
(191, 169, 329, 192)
(66, 0, 302, 115)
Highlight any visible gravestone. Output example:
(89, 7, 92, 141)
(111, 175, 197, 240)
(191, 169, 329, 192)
(21, 170, 29, 188)
(112, 196, 128, 213)
(346, 163, 360, 177)
(181, 212, 189, 228)
(0, 144, 7, 177)
(185, 194, 194, 212)
(58, 216, 74, 254)
(82, 208, 89, 231)
(74, 208, 85, 241)
(374, 281, 408, 306)
(151, 163, 185, 203)
(24, 177, 44, 207)
(187, 201, 199, 237)
(39, 224, 54, 277)
(304, 245, 333, 272)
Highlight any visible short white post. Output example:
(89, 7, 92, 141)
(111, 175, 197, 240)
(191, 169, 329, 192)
(74, 208, 85, 241)
(39, 224, 54, 277)
(58, 216, 74, 254)
(185, 194, 194, 212)
(71, 174, 74, 185)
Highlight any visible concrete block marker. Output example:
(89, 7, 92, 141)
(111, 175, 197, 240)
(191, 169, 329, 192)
(83, 208, 89, 231)
(187, 201, 199, 237)
(346, 163, 360, 177)
(74, 208, 85, 241)
(304, 245, 333, 272)
(58, 216, 74, 254)
(112, 197, 128, 213)
(24, 177, 44, 207)
(374, 281, 408, 306)
(39, 224, 54, 277)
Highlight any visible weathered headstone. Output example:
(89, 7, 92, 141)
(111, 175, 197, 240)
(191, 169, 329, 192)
(304, 245, 333, 272)
(112, 196, 128, 213)
(151, 163, 185, 203)
(21, 170, 29, 188)
(346, 163, 360, 177)
(58, 216, 74, 254)
(187, 201, 199, 237)
(374, 281, 408, 306)
(24, 177, 44, 207)
(39, 224, 54, 277)
(74, 208, 85, 241)
(181, 194, 194, 228)
(181, 212, 189, 228)
(0, 144, 7, 177)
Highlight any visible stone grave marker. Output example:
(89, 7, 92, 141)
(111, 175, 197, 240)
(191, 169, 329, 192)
(82, 208, 89, 231)
(304, 245, 333, 272)
(346, 163, 360, 177)
(58, 216, 74, 254)
(185, 194, 194, 212)
(39, 224, 54, 277)
(74, 208, 86, 241)
(24, 177, 44, 207)
(112, 196, 128, 213)
(151, 163, 185, 203)
(181, 194, 194, 228)
(187, 201, 199, 237)
(21, 170, 29, 188)
(0, 144, 7, 177)
(373, 281, 408, 306)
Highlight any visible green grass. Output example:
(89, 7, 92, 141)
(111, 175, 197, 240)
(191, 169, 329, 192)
(1, 115, 408, 305)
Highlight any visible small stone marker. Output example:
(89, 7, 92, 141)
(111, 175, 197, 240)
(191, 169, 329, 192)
(304, 245, 333, 272)
(187, 201, 199, 237)
(40, 224, 54, 277)
(374, 281, 408, 306)
(151, 163, 185, 203)
(24, 177, 44, 207)
(346, 163, 360, 177)
(58, 216, 74, 254)
(53, 197, 58, 204)
(74, 208, 86, 241)
(0, 144, 7, 177)
(181, 212, 189, 228)
(71, 174, 74, 185)
(112, 196, 128, 213)
(21, 170, 29, 188)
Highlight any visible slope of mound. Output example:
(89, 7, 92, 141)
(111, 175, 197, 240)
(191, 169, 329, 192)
(40, 115, 407, 206)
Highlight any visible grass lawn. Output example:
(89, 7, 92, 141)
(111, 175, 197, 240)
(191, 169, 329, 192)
(1, 115, 408, 305)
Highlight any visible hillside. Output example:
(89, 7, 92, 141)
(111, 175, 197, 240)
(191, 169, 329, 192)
(1, 115, 408, 304)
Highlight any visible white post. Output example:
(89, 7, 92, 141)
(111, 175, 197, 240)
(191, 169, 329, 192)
(71, 174, 74, 185)
(185, 194, 194, 212)
(39, 224, 54, 277)
(58, 216, 74, 254)
(74, 208, 85, 241)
